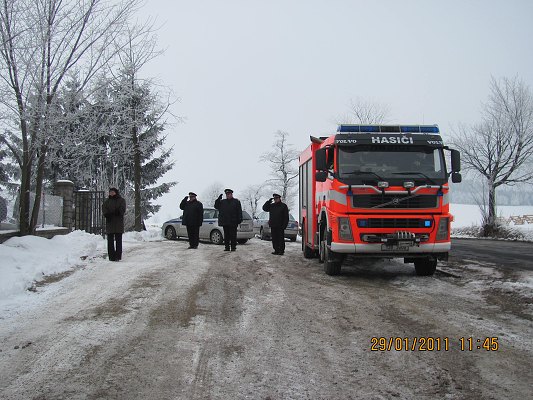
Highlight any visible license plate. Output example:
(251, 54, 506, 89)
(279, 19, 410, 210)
(381, 244, 410, 252)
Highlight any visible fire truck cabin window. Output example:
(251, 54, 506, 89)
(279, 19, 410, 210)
(337, 145, 446, 184)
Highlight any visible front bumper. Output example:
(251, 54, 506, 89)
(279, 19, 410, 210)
(330, 241, 451, 254)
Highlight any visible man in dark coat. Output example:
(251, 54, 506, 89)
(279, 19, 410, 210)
(214, 188, 243, 251)
(263, 193, 289, 255)
(102, 187, 126, 261)
(179, 192, 204, 249)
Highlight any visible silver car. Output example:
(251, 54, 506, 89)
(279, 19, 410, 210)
(162, 207, 254, 245)
(253, 211, 299, 242)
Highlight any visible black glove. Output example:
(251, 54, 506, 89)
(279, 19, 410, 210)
(270, 198, 274, 202)
(183, 196, 189, 201)
(218, 194, 223, 200)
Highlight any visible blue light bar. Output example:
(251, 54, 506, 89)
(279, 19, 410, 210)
(337, 125, 439, 134)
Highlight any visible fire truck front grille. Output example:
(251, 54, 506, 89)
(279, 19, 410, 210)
(352, 194, 438, 209)
(366, 218, 428, 228)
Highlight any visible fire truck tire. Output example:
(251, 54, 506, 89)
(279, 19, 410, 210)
(414, 257, 437, 276)
(302, 224, 315, 258)
(322, 241, 342, 276)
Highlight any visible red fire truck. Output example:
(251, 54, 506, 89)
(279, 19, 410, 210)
(299, 125, 462, 276)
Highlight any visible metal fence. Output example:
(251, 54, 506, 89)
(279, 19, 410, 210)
(74, 190, 105, 235)
(30, 192, 64, 227)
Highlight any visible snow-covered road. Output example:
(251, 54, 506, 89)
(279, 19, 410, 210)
(1, 237, 532, 399)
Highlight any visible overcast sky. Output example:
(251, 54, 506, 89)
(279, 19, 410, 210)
(137, 0, 533, 221)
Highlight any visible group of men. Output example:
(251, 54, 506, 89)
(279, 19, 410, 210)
(102, 187, 291, 262)
(179, 188, 290, 255)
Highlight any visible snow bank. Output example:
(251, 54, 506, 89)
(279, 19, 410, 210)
(0, 227, 162, 303)
(0, 231, 105, 300)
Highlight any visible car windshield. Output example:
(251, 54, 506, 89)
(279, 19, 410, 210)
(242, 210, 252, 220)
(289, 214, 296, 221)
(337, 145, 446, 184)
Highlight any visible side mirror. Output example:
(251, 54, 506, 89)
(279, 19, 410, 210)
(451, 172, 462, 183)
(315, 171, 327, 182)
(450, 149, 461, 172)
(315, 148, 327, 171)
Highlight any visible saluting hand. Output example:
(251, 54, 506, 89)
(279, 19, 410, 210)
(218, 194, 223, 200)
(183, 196, 189, 201)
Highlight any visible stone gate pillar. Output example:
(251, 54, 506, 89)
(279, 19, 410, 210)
(54, 180, 74, 231)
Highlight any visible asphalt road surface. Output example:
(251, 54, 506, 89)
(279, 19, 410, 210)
(0, 238, 532, 399)
(451, 238, 533, 271)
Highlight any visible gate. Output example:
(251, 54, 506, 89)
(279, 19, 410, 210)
(74, 190, 105, 235)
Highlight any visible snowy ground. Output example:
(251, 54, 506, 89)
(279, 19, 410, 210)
(1, 204, 533, 308)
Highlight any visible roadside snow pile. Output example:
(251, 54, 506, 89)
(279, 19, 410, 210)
(123, 227, 162, 242)
(0, 231, 105, 301)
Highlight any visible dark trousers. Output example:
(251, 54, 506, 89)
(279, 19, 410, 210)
(223, 225, 238, 249)
(271, 227, 286, 254)
(186, 225, 200, 248)
(107, 233, 123, 261)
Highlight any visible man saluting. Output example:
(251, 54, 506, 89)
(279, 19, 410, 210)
(263, 193, 289, 255)
(180, 192, 203, 249)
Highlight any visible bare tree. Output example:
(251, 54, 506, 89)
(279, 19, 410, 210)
(338, 98, 391, 124)
(201, 181, 224, 206)
(0, 0, 143, 235)
(452, 76, 533, 236)
(241, 184, 266, 218)
(260, 131, 299, 210)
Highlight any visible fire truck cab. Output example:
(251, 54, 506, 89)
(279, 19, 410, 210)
(299, 125, 462, 276)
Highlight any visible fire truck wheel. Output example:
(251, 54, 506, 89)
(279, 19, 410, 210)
(324, 260, 341, 276)
(322, 242, 342, 275)
(414, 257, 437, 276)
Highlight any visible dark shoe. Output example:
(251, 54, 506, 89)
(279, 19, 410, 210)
(187, 246, 194, 249)
(231, 248, 236, 251)
(224, 248, 230, 251)
(278, 252, 284, 256)
(271, 251, 278, 255)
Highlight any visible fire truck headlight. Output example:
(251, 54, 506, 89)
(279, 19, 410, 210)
(377, 181, 389, 188)
(436, 217, 449, 241)
(403, 181, 415, 189)
(338, 217, 353, 241)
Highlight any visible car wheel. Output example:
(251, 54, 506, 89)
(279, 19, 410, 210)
(210, 229, 223, 245)
(260, 227, 269, 241)
(165, 226, 177, 240)
(288, 236, 297, 242)
(237, 239, 248, 244)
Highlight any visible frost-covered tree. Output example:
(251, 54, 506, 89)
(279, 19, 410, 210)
(337, 98, 391, 124)
(0, 0, 144, 235)
(260, 131, 299, 210)
(241, 184, 266, 218)
(452, 76, 533, 236)
(202, 182, 224, 206)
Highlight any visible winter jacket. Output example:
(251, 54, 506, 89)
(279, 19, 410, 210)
(263, 200, 289, 229)
(214, 197, 243, 226)
(103, 195, 126, 234)
(180, 197, 204, 226)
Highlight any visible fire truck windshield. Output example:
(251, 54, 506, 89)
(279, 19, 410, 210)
(337, 145, 447, 185)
